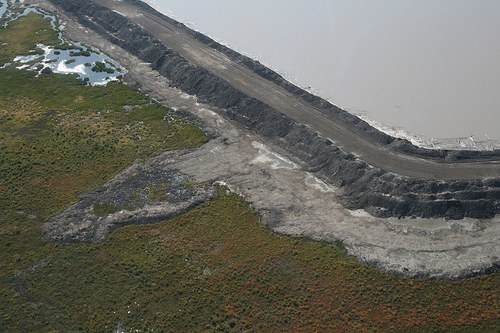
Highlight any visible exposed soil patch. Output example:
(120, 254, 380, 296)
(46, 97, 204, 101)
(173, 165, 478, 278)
(43, 159, 215, 242)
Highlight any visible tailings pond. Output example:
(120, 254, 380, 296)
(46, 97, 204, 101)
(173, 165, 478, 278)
(145, 0, 500, 149)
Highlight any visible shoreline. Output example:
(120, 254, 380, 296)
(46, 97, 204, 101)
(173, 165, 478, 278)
(128, 0, 500, 161)
(142, 0, 500, 151)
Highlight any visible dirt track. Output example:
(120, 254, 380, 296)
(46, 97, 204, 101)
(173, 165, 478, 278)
(89, 0, 500, 181)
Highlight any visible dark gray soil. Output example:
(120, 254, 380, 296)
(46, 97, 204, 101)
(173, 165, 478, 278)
(42, 157, 215, 243)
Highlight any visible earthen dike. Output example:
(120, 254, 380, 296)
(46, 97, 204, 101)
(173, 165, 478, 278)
(49, 0, 500, 220)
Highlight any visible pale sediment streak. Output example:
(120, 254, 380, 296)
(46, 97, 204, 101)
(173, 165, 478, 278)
(356, 113, 500, 151)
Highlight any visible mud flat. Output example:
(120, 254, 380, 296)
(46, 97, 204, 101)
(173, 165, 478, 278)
(22, 0, 499, 278)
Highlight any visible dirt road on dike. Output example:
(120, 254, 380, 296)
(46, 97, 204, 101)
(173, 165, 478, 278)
(90, 0, 500, 181)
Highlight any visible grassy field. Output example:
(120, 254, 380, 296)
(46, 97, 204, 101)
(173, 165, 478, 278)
(0, 10, 498, 333)
(0, 12, 60, 64)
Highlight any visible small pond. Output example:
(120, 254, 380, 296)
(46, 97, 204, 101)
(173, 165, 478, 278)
(13, 43, 124, 86)
(1, 5, 125, 85)
(0, 0, 7, 18)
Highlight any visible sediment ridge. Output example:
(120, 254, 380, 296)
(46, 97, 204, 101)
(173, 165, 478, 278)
(48, 0, 500, 220)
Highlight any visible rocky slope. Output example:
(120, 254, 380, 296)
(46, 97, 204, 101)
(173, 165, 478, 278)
(48, 0, 500, 219)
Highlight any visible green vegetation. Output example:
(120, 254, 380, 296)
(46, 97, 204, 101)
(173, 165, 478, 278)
(148, 182, 172, 202)
(1, 184, 498, 332)
(93, 202, 120, 217)
(92, 60, 115, 74)
(0, 67, 207, 218)
(57, 42, 80, 51)
(69, 49, 91, 57)
(0, 13, 59, 64)
(0, 9, 498, 333)
(180, 179, 195, 190)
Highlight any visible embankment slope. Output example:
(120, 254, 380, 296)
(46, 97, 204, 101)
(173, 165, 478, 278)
(48, 0, 500, 220)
